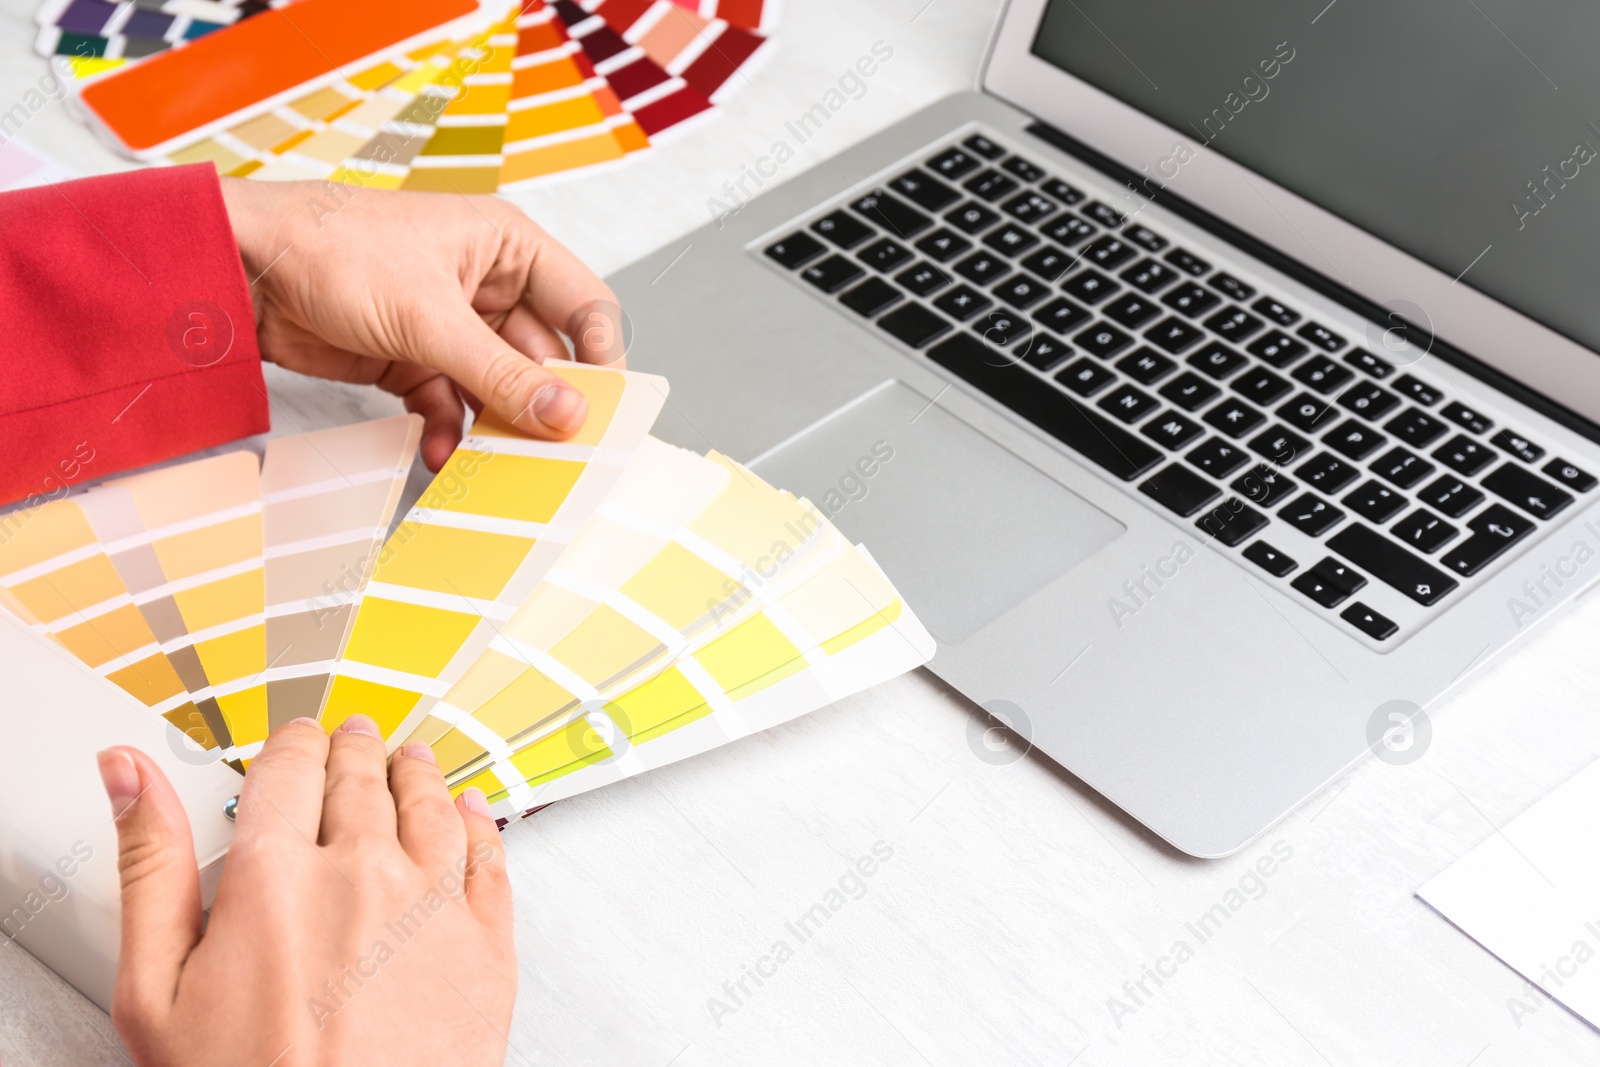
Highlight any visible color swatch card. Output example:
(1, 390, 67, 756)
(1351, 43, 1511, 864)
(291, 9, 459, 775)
(0, 138, 77, 190)
(36, 0, 276, 74)
(1419, 758, 1600, 1030)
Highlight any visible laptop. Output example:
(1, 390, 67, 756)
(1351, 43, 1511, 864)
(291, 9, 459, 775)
(609, 0, 1600, 857)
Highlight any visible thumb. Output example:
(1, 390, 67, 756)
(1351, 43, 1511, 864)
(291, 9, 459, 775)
(98, 747, 203, 1023)
(414, 304, 590, 440)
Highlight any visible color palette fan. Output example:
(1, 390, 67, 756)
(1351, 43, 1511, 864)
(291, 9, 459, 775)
(0, 364, 932, 825)
(50, 0, 775, 190)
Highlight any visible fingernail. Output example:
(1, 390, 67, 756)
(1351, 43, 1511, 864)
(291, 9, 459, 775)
(289, 717, 320, 729)
(461, 787, 491, 817)
(530, 384, 587, 433)
(400, 741, 437, 766)
(97, 749, 140, 818)
(337, 714, 381, 739)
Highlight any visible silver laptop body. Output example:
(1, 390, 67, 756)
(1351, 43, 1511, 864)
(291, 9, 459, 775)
(611, 0, 1600, 856)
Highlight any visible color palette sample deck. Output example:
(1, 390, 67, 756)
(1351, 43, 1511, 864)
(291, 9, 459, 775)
(0, 366, 932, 823)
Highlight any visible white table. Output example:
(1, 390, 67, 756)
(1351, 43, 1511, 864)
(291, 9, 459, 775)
(4, 1, 1600, 1063)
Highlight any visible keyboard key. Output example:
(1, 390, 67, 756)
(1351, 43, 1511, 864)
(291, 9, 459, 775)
(1119, 347, 1177, 384)
(1341, 602, 1398, 640)
(1099, 384, 1161, 423)
(895, 262, 952, 297)
(1344, 349, 1393, 379)
(1209, 272, 1256, 302)
(1248, 330, 1310, 368)
(1316, 558, 1368, 597)
(1440, 401, 1492, 435)
(962, 135, 1005, 160)
(859, 237, 914, 271)
(945, 201, 1000, 234)
(1001, 155, 1046, 182)
(983, 224, 1039, 256)
(955, 251, 1007, 284)
(1297, 322, 1345, 352)
(1042, 178, 1084, 205)
(1292, 357, 1355, 395)
(1278, 393, 1339, 434)
(889, 169, 961, 211)
(1057, 358, 1116, 396)
(928, 146, 980, 178)
(1034, 296, 1093, 334)
(932, 284, 992, 321)
(1189, 341, 1249, 379)
(1124, 224, 1167, 252)
(1344, 480, 1407, 523)
(1002, 191, 1058, 223)
(1385, 408, 1447, 447)
(974, 309, 1033, 350)
(1121, 258, 1181, 293)
(1020, 333, 1072, 372)
(812, 211, 875, 248)
(1204, 306, 1266, 344)
(926, 333, 1162, 480)
(1369, 446, 1434, 489)
(1083, 201, 1125, 228)
(1338, 383, 1400, 420)
(1249, 426, 1312, 466)
(1140, 464, 1222, 516)
(1281, 492, 1345, 537)
(1440, 503, 1536, 576)
(1075, 322, 1135, 358)
(1392, 375, 1442, 406)
(1231, 367, 1292, 407)
(1327, 524, 1458, 606)
(1324, 420, 1387, 460)
(1232, 463, 1297, 506)
(1083, 235, 1138, 270)
(1188, 437, 1250, 477)
(877, 303, 951, 348)
(1205, 398, 1267, 438)
(1142, 411, 1204, 449)
(766, 232, 826, 269)
(1020, 245, 1074, 281)
(1062, 269, 1119, 304)
(1164, 247, 1210, 276)
(1544, 458, 1598, 492)
(1243, 540, 1297, 577)
(1144, 317, 1206, 355)
(1160, 372, 1221, 411)
(1298, 452, 1360, 493)
(1104, 293, 1162, 328)
(839, 278, 903, 317)
(992, 274, 1050, 309)
(1481, 463, 1574, 520)
(801, 254, 865, 293)
(1043, 215, 1097, 246)
(1392, 509, 1458, 553)
(1416, 475, 1484, 518)
(1433, 434, 1494, 476)
(851, 191, 932, 237)
(1196, 498, 1268, 546)
(1162, 283, 1221, 318)
(1293, 567, 1355, 609)
(1252, 296, 1300, 326)
(1490, 429, 1545, 463)
(964, 169, 1019, 202)
(915, 228, 972, 262)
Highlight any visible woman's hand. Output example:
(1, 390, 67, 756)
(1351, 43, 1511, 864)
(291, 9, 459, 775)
(99, 715, 515, 1066)
(220, 178, 626, 470)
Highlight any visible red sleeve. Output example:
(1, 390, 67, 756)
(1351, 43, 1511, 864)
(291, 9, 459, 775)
(0, 163, 268, 507)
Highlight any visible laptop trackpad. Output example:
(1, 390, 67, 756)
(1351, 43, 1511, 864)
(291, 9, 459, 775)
(749, 381, 1125, 645)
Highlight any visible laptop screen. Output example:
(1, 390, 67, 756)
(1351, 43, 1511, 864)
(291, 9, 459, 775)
(1032, 1, 1600, 356)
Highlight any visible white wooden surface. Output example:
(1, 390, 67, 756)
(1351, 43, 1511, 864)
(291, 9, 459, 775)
(4, 1, 1600, 1064)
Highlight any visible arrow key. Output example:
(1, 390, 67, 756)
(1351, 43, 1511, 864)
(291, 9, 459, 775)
(1481, 463, 1573, 520)
(1340, 602, 1398, 640)
(1440, 504, 1536, 577)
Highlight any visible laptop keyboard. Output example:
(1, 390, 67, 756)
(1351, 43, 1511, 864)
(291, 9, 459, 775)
(756, 130, 1598, 644)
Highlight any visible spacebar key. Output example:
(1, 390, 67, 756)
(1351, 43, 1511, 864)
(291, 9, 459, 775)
(926, 332, 1163, 480)
(1327, 523, 1459, 606)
